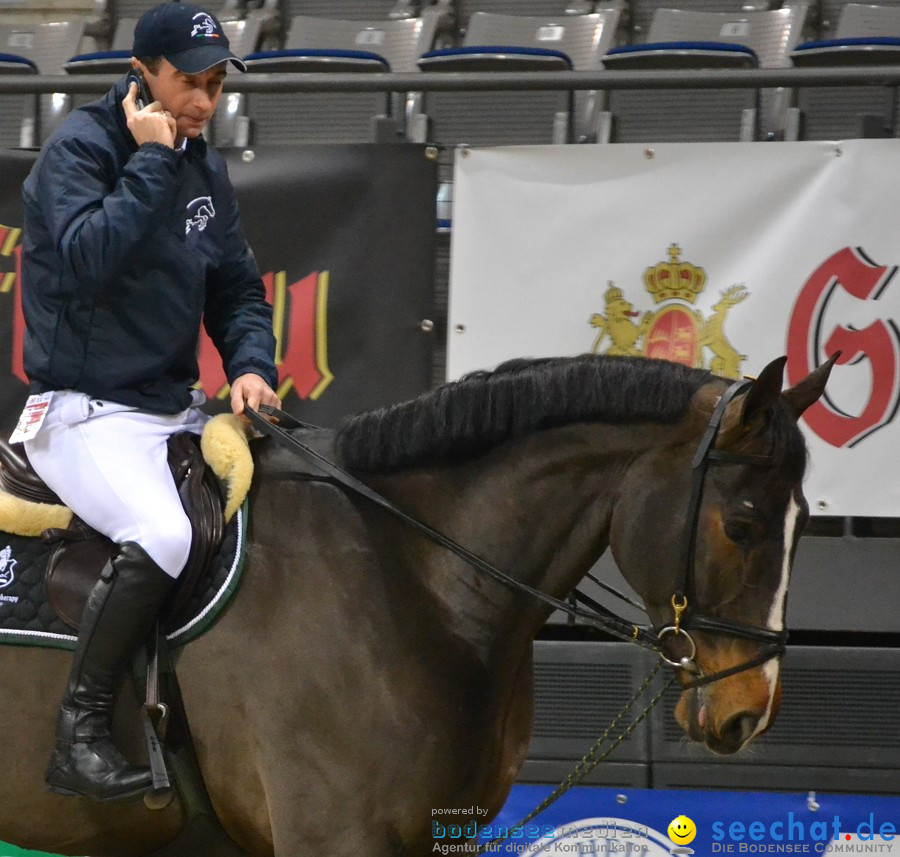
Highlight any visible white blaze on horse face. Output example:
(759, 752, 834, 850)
(753, 493, 800, 739)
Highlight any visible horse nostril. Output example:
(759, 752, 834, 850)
(719, 712, 759, 752)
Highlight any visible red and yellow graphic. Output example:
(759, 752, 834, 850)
(196, 268, 333, 402)
(3, 224, 332, 402)
(1, 224, 25, 384)
(0, 225, 21, 294)
(645, 304, 700, 366)
(589, 244, 748, 379)
(787, 246, 900, 448)
(269, 269, 333, 401)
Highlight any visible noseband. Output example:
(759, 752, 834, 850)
(654, 379, 789, 688)
(247, 386, 790, 691)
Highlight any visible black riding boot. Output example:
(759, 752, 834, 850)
(45, 541, 175, 801)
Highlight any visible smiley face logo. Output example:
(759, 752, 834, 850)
(668, 815, 697, 845)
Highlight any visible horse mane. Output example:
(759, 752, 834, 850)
(335, 354, 714, 473)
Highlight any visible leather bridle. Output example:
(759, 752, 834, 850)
(246, 385, 791, 690)
(653, 379, 789, 688)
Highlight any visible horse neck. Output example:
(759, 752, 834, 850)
(370, 419, 692, 657)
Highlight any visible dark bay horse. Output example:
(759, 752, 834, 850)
(0, 353, 833, 857)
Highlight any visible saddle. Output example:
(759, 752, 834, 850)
(0, 433, 226, 633)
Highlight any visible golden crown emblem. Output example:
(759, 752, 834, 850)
(604, 281, 624, 303)
(643, 244, 707, 304)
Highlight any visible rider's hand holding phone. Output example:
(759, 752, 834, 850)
(123, 69, 176, 148)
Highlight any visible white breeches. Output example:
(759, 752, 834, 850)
(24, 390, 210, 578)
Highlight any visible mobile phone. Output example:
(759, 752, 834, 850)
(126, 68, 153, 109)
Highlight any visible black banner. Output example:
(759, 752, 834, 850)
(0, 149, 32, 424)
(0, 144, 437, 427)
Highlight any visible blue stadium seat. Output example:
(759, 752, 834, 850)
(241, 13, 441, 144)
(65, 48, 132, 74)
(0, 21, 85, 146)
(793, 35, 900, 66)
(604, 40, 757, 69)
(602, 6, 808, 142)
(790, 3, 900, 139)
(415, 9, 621, 152)
(0, 53, 39, 75)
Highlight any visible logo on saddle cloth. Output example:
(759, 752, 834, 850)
(589, 244, 749, 379)
(0, 544, 16, 588)
(0, 509, 245, 651)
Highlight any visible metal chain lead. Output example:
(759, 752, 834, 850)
(476, 661, 677, 854)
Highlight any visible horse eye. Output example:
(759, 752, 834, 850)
(724, 520, 754, 545)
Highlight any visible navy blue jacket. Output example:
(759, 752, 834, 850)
(21, 77, 278, 414)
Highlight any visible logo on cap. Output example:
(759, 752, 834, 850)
(191, 12, 219, 39)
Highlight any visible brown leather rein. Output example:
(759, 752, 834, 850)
(246, 386, 788, 690)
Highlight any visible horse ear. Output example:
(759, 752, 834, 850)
(740, 356, 787, 426)
(782, 352, 841, 420)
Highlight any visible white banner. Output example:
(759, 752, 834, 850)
(448, 141, 900, 517)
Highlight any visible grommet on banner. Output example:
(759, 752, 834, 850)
(420, 319, 434, 332)
(644, 148, 655, 159)
(455, 324, 466, 334)
(241, 149, 255, 163)
(459, 145, 470, 159)
(425, 146, 438, 161)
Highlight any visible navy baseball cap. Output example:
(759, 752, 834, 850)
(133, 2, 247, 73)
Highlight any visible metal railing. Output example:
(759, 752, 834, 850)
(2, 66, 900, 95)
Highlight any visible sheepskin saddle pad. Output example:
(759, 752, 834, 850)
(0, 414, 252, 650)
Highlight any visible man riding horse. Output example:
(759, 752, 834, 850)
(17, 1, 280, 802)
